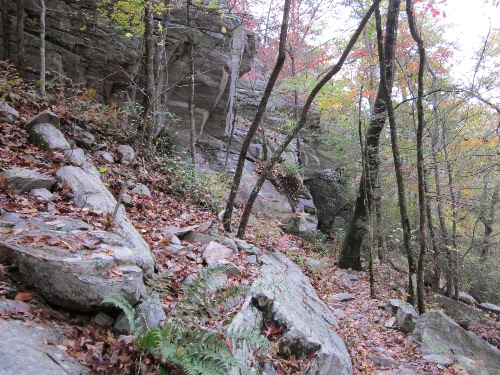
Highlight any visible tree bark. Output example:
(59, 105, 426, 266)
(39, 0, 46, 96)
(144, 0, 155, 147)
(186, 0, 196, 164)
(339, 0, 401, 270)
(374, 4, 416, 305)
(222, 0, 292, 232)
(2, 0, 11, 61)
(236, 0, 383, 239)
(406, 0, 427, 314)
(16, 0, 25, 70)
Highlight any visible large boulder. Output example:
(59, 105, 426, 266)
(0, 213, 146, 311)
(29, 123, 71, 151)
(25, 110, 61, 132)
(1, 168, 56, 193)
(56, 166, 154, 275)
(428, 294, 484, 326)
(413, 311, 500, 375)
(0, 319, 92, 375)
(229, 252, 352, 375)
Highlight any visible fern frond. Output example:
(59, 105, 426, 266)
(101, 294, 136, 332)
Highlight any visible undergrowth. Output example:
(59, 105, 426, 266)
(104, 265, 273, 375)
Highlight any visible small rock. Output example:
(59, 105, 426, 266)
(121, 194, 132, 205)
(185, 231, 238, 253)
(385, 317, 396, 328)
(64, 148, 87, 166)
(131, 183, 152, 198)
(29, 123, 70, 151)
(166, 245, 185, 254)
(395, 303, 418, 332)
(423, 354, 454, 366)
(202, 241, 234, 266)
(368, 354, 402, 368)
(305, 257, 324, 271)
(0, 100, 19, 117)
(352, 314, 365, 321)
(95, 151, 115, 163)
(186, 252, 197, 261)
(343, 274, 359, 282)
(0, 299, 31, 315)
(25, 110, 60, 132)
(30, 188, 54, 201)
(94, 143, 108, 151)
(117, 144, 135, 164)
(374, 317, 380, 323)
(479, 302, 500, 314)
(243, 255, 257, 264)
(1, 168, 56, 193)
(162, 225, 200, 237)
(331, 293, 354, 302)
(74, 126, 95, 148)
(169, 235, 182, 246)
(386, 299, 405, 315)
(93, 312, 114, 328)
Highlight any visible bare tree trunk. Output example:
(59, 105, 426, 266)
(406, 0, 427, 314)
(236, 0, 383, 239)
(16, 0, 25, 70)
(39, 0, 46, 96)
(375, 5, 416, 305)
(222, 0, 292, 232)
(144, 0, 155, 148)
(339, 0, 401, 270)
(2, 0, 11, 60)
(186, 0, 196, 164)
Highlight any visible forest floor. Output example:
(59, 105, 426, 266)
(1, 70, 499, 374)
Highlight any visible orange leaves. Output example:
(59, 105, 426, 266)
(15, 292, 34, 302)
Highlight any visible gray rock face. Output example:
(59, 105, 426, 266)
(25, 110, 60, 132)
(283, 213, 318, 238)
(0, 319, 92, 375)
(117, 145, 135, 164)
(202, 241, 234, 266)
(395, 303, 418, 333)
(413, 311, 500, 375)
(95, 150, 115, 164)
(0, 213, 146, 311)
(429, 294, 484, 326)
(229, 252, 352, 375)
(30, 188, 54, 201)
(131, 183, 152, 198)
(56, 166, 154, 275)
(74, 126, 95, 148)
(479, 302, 500, 315)
(29, 123, 71, 151)
(1, 168, 56, 193)
(64, 148, 100, 177)
(114, 295, 166, 334)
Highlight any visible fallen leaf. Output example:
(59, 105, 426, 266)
(15, 292, 33, 302)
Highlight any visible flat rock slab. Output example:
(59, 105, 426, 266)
(162, 225, 199, 237)
(1, 168, 56, 194)
(56, 166, 153, 275)
(331, 293, 355, 302)
(0, 319, 91, 375)
(229, 252, 352, 375)
(0, 212, 146, 311)
(479, 302, 500, 315)
(429, 294, 484, 326)
(413, 311, 500, 375)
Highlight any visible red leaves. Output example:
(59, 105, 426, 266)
(15, 292, 34, 302)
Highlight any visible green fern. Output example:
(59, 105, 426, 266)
(104, 265, 272, 374)
(101, 294, 137, 333)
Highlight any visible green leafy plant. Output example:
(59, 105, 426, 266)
(161, 157, 228, 210)
(103, 265, 272, 375)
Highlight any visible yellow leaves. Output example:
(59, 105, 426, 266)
(221, 26, 227, 34)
